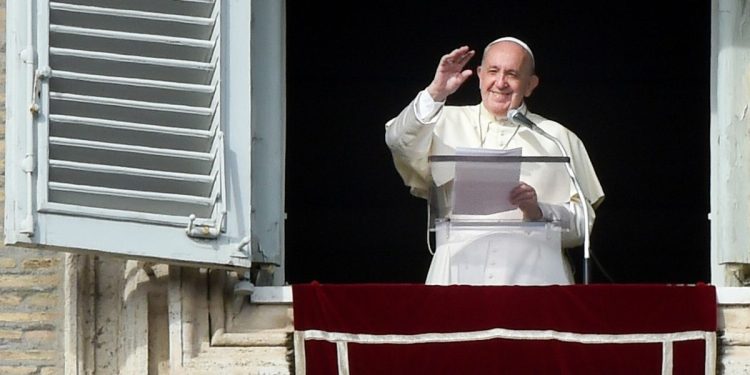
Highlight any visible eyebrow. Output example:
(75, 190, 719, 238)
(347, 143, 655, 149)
(484, 65, 520, 74)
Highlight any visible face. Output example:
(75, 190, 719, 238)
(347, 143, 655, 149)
(477, 42, 539, 117)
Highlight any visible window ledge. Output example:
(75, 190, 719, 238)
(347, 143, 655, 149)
(718, 287, 750, 305)
(251, 286, 750, 305)
(250, 286, 293, 304)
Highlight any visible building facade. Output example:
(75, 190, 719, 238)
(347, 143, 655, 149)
(3, 1, 750, 374)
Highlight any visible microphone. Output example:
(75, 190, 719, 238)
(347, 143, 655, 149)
(508, 107, 594, 284)
(508, 108, 542, 133)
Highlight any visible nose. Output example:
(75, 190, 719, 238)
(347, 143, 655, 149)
(495, 74, 509, 88)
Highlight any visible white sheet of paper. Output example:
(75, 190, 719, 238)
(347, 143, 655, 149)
(452, 147, 522, 215)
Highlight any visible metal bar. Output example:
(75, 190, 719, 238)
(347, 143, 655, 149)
(428, 155, 570, 163)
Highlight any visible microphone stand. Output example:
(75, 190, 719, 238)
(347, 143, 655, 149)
(509, 110, 592, 284)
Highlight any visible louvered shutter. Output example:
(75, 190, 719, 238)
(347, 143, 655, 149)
(45, 0, 225, 230)
(5, 0, 283, 270)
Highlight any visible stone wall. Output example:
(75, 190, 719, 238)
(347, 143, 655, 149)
(0, 2, 66, 373)
(0, 249, 63, 375)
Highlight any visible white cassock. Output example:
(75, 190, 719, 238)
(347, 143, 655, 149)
(385, 91, 605, 286)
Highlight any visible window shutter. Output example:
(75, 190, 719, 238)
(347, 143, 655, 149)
(4, 0, 282, 270)
(45, 0, 225, 230)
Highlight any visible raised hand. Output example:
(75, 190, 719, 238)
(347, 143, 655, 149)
(426, 46, 476, 102)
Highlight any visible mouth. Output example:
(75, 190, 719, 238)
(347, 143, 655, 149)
(488, 90, 512, 102)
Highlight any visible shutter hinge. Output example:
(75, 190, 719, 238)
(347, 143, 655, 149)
(20, 48, 35, 65)
(30, 67, 51, 116)
(21, 155, 35, 173)
(185, 214, 221, 239)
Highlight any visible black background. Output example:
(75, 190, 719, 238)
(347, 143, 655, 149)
(284, 1, 711, 284)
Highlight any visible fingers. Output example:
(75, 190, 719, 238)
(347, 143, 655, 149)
(427, 46, 476, 102)
(440, 46, 476, 70)
(509, 182, 536, 203)
(510, 182, 543, 220)
(450, 69, 474, 89)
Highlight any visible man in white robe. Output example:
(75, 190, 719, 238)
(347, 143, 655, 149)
(385, 37, 605, 285)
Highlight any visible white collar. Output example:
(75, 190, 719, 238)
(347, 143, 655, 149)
(479, 102, 528, 125)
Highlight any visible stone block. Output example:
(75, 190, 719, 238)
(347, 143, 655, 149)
(22, 258, 60, 270)
(0, 257, 16, 268)
(0, 274, 60, 289)
(21, 330, 57, 344)
(0, 292, 22, 306)
(0, 350, 56, 361)
(0, 330, 22, 340)
(0, 312, 59, 324)
(24, 293, 58, 308)
(721, 345, 750, 374)
(720, 305, 750, 330)
(0, 367, 38, 375)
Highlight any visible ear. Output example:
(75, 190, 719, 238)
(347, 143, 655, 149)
(525, 74, 539, 97)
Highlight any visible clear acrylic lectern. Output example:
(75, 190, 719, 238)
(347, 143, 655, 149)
(427, 153, 573, 286)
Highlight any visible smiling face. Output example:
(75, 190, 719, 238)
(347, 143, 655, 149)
(477, 41, 539, 117)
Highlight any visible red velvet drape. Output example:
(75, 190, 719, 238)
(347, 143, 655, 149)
(293, 283, 716, 374)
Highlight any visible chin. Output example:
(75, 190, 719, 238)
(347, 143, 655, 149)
(488, 104, 511, 117)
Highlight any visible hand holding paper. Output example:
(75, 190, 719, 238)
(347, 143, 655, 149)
(509, 182, 543, 220)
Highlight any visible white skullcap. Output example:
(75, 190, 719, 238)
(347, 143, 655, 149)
(485, 37, 535, 68)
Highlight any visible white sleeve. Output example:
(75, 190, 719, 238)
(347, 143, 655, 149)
(538, 200, 595, 248)
(414, 90, 445, 123)
(384, 91, 443, 198)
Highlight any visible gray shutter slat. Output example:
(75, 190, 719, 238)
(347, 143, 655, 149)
(50, 47, 216, 84)
(48, 115, 214, 138)
(51, 0, 217, 18)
